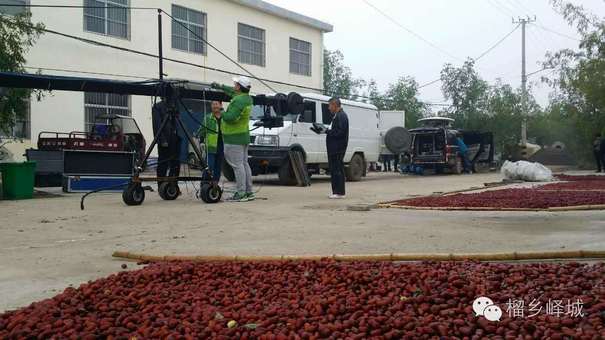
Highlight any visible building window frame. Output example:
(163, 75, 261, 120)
(83, 0, 131, 40)
(0, 0, 29, 16)
(171, 4, 207, 55)
(238, 22, 266, 67)
(289, 37, 312, 76)
(84, 93, 131, 132)
(1, 98, 31, 140)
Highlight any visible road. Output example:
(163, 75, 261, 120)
(1, 171, 604, 312)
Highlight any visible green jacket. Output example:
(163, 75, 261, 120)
(220, 85, 253, 145)
(199, 113, 221, 154)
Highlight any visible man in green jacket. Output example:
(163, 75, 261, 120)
(211, 76, 254, 202)
(198, 101, 224, 183)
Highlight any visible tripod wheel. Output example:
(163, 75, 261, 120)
(158, 181, 180, 201)
(200, 183, 222, 203)
(123, 183, 145, 206)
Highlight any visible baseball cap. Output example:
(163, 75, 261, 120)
(232, 76, 251, 89)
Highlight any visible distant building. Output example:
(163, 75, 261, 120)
(1, 0, 332, 144)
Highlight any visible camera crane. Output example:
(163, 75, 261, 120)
(0, 71, 304, 206)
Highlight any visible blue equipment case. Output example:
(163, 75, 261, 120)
(64, 176, 130, 193)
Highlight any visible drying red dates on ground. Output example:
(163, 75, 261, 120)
(395, 188, 605, 209)
(1, 260, 603, 338)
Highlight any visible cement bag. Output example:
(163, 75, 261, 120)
(501, 160, 553, 182)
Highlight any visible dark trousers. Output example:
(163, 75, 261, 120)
(393, 154, 400, 172)
(595, 151, 604, 172)
(157, 137, 181, 179)
(328, 152, 345, 195)
(207, 148, 224, 182)
(460, 152, 472, 173)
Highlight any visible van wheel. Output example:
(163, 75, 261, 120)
(278, 156, 298, 186)
(345, 154, 365, 182)
(222, 160, 235, 182)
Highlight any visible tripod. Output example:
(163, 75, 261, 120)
(122, 85, 222, 206)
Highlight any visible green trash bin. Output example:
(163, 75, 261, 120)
(0, 161, 36, 200)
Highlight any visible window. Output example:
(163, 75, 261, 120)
(13, 99, 31, 139)
(322, 103, 332, 125)
(238, 23, 265, 67)
(0, 0, 27, 15)
(290, 38, 311, 76)
(298, 101, 316, 123)
(84, 93, 130, 132)
(2, 99, 31, 139)
(171, 5, 206, 55)
(84, 0, 129, 39)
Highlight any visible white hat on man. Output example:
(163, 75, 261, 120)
(232, 76, 251, 89)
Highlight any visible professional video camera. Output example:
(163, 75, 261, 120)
(253, 92, 305, 129)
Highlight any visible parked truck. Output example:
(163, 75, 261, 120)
(409, 117, 494, 174)
(26, 114, 146, 187)
(225, 93, 394, 185)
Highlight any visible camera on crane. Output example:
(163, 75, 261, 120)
(253, 92, 305, 129)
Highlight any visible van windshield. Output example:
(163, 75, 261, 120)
(251, 105, 297, 122)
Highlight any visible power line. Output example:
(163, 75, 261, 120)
(1, 4, 283, 93)
(501, 0, 523, 15)
(486, 0, 515, 18)
(418, 78, 441, 89)
(3, 17, 321, 92)
(475, 24, 519, 62)
(494, 0, 517, 16)
(159, 9, 278, 93)
(418, 24, 520, 89)
(510, 0, 534, 15)
(532, 23, 581, 42)
(361, 0, 462, 62)
(2, 17, 441, 106)
(527, 67, 553, 77)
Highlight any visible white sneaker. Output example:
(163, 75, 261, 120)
(329, 194, 345, 199)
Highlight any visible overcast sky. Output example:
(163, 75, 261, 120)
(265, 0, 604, 109)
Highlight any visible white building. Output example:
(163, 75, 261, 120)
(1, 0, 332, 145)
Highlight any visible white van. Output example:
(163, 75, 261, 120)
(235, 93, 381, 185)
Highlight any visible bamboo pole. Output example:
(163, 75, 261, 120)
(113, 250, 605, 263)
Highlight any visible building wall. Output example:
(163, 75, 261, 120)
(25, 0, 327, 145)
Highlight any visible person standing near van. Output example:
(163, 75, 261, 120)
(326, 97, 349, 199)
(199, 101, 224, 183)
(455, 134, 472, 174)
(593, 133, 603, 172)
(211, 77, 254, 202)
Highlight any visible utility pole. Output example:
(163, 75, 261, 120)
(157, 9, 164, 80)
(513, 16, 536, 147)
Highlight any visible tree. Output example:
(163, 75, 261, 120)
(542, 0, 605, 165)
(439, 60, 545, 159)
(380, 77, 427, 128)
(322, 50, 365, 99)
(0, 11, 44, 136)
(440, 59, 489, 130)
(485, 81, 542, 158)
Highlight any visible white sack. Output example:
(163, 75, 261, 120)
(500, 160, 553, 182)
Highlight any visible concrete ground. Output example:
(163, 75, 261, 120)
(1, 171, 604, 312)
